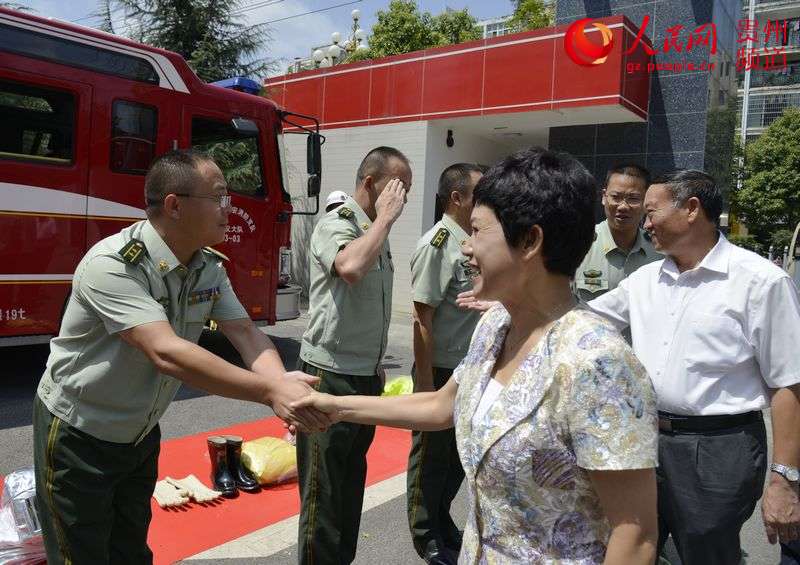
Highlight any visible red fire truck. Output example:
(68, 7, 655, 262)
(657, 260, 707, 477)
(0, 7, 321, 346)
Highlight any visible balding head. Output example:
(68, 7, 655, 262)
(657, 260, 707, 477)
(355, 146, 410, 188)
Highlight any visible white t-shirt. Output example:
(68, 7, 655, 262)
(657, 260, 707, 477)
(472, 378, 504, 426)
(589, 234, 800, 416)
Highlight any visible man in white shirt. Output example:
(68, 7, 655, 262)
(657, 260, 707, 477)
(589, 170, 800, 564)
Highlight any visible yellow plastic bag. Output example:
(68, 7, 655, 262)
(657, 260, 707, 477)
(241, 436, 297, 485)
(381, 375, 413, 396)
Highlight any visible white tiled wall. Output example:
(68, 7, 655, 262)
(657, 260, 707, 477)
(282, 121, 430, 316)
(282, 121, 523, 315)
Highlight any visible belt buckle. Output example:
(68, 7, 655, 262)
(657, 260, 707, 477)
(658, 417, 673, 432)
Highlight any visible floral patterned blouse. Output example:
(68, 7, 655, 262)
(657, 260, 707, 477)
(452, 305, 658, 564)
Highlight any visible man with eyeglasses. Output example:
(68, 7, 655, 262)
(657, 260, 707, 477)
(574, 164, 660, 302)
(32, 149, 329, 565)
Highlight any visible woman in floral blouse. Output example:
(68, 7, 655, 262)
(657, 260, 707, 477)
(292, 147, 659, 564)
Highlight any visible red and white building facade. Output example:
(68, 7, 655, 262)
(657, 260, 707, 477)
(267, 15, 651, 314)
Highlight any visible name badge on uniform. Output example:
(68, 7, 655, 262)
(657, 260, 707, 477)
(188, 287, 220, 305)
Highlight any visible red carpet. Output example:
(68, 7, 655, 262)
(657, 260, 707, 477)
(148, 418, 411, 565)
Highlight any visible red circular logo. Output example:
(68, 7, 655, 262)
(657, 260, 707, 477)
(564, 18, 614, 66)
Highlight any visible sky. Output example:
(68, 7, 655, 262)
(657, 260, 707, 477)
(15, 0, 516, 76)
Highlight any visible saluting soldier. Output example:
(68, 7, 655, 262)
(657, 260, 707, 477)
(407, 163, 483, 565)
(297, 146, 412, 565)
(575, 164, 660, 301)
(32, 150, 327, 565)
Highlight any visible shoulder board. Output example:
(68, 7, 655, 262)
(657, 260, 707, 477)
(203, 246, 230, 262)
(118, 238, 147, 265)
(337, 207, 355, 220)
(430, 227, 449, 248)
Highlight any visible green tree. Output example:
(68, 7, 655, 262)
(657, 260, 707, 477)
(770, 228, 794, 252)
(361, 1, 481, 60)
(730, 108, 800, 245)
(367, 0, 437, 58)
(508, 0, 553, 32)
(704, 99, 738, 205)
(728, 234, 765, 256)
(430, 8, 481, 46)
(96, 0, 273, 82)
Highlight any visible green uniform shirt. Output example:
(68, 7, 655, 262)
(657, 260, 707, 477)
(299, 196, 393, 376)
(575, 219, 661, 301)
(411, 214, 480, 369)
(36, 220, 248, 444)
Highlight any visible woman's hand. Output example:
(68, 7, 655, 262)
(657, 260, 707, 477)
(456, 290, 498, 313)
(291, 392, 343, 425)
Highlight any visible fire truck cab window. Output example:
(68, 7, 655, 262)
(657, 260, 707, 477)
(0, 80, 74, 165)
(111, 100, 157, 174)
(191, 116, 264, 198)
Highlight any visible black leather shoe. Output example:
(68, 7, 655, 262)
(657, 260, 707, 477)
(422, 539, 457, 565)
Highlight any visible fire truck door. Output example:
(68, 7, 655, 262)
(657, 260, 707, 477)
(182, 106, 272, 321)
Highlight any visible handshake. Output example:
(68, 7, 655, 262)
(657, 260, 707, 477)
(268, 370, 345, 434)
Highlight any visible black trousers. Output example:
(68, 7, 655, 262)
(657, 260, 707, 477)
(406, 366, 464, 556)
(296, 361, 383, 565)
(32, 396, 160, 565)
(656, 417, 767, 565)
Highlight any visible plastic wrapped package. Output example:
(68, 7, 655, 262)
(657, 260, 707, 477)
(381, 375, 413, 396)
(241, 436, 297, 485)
(0, 467, 46, 565)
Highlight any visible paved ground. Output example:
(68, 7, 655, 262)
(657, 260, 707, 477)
(0, 308, 780, 564)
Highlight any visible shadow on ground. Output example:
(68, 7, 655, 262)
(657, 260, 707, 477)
(0, 330, 301, 430)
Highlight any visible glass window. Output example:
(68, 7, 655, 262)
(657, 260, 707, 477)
(0, 23, 158, 85)
(0, 79, 74, 165)
(110, 100, 157, 174)
(191, 116, 264, 197)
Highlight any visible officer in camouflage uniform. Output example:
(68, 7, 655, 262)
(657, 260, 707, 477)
(407, 164, 483, 565)
(297, 146, 412, 565)
(575, 164, 660, 302)
(33, 150, 326, 565)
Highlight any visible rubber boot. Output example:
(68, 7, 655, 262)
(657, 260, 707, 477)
(207, 436, 237, 498)
(225, 435, 261, 493)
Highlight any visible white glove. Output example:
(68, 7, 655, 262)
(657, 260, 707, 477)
(166, 475, 222, 503)
(152, 479, 190, 508)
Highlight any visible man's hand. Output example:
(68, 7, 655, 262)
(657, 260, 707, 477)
(291, 392, 343, 425)
(762, 475, 800, 544)
(455, 290, 498, 313)
(375, 178, 406, 226)
(268, 371, 332, 433)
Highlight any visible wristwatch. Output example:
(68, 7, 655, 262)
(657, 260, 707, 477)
(771, 463, 800, 482)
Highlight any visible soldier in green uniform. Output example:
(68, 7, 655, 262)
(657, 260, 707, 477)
(575, 164, 660, 301)
(32, 150, 328, 565)
(407, 163, 484, 565)
(297, 146, 412, 565)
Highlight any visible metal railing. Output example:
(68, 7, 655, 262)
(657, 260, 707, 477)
(745, 63, 800, 87)
(739, 90, 800, 127)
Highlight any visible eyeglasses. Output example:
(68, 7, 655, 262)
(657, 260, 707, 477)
(604, 191, 643, 207)
(173, 193, 232, 209)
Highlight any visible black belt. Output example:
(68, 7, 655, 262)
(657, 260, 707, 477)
(657, 410, 762, 433)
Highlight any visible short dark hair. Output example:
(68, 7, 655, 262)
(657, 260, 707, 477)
(434, 163, 484, 222)
(604, 163, 651, 192)
(656, 169, 722, 224)
(473, 147, 597, 277)
(355, 146, 410, 185)
(144, 149, 214, 210)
